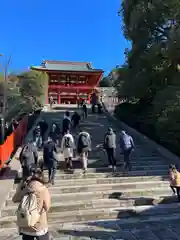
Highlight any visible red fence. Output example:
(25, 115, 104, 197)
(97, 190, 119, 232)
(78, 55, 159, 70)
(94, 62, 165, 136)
(0, 115, 28, 169)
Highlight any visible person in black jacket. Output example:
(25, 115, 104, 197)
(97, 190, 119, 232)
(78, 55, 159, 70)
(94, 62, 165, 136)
(71, 111, 81, 129)
(62, 111, 71, 135)
(39, 119, 48, 142)
(49, 122, 60, 143)
(43, 136, 58, 184)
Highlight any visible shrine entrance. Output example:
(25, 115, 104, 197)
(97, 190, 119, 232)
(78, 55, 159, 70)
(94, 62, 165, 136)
(31, 60, 104, 105)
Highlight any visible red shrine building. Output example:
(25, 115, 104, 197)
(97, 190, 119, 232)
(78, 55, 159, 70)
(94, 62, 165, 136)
(31, 60, 104, 104)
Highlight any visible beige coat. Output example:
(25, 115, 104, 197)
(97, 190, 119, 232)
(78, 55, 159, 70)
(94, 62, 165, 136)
(12, 180, 51, 234)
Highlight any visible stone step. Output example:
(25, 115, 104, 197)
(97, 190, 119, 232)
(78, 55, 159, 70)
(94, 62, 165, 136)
(3, 195, 178, 216)
(1, 203, 180, 227)
(41, 170, 168, 180)
(90, 165, 167, 171)
(11, 180, 169, 195)
(91, 161, 168, 167)
(2, 217, 180, 240)
(6, 192, 175, 208)
(14, 175, 168, 188)
(59, 165, 168, 171)
(7, 187, 172, 206)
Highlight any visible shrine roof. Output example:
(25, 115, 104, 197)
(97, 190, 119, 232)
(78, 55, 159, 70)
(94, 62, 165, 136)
(31, 60, 104, 73)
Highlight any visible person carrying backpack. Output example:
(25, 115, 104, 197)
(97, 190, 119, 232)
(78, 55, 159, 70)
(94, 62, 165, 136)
(61, 129, 75, 170)
(19, 141, 38, 180)
(119, 131, 135, 172)
(43, 136, 59, 185)
(62, 111, 71, 135)
(104, 128, 116, 171)
(77, 129, 91, 173)
(12, 169, 51, 240)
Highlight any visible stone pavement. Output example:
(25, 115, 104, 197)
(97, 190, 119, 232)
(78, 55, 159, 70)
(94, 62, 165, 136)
(0, 105, 180, 239)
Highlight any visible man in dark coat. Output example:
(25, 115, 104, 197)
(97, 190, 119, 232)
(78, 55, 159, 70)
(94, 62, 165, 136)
(39, 119, 48, 142)
(43, 136, 59, 184)
(62, 111, 71, 135)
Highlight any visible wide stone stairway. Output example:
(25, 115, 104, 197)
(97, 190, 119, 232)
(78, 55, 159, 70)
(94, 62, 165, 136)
(1, 105, 180, 239)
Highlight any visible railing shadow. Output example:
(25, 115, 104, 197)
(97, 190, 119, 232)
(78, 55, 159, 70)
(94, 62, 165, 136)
(57, 194, 180, 239)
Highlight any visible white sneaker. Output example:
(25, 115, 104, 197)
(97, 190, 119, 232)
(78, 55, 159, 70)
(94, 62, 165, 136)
(108, 165, 113, 169)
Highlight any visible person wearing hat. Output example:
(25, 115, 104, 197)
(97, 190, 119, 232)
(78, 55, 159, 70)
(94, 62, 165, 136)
(103, 128, 116, 171)
(119, 130, 134, 171)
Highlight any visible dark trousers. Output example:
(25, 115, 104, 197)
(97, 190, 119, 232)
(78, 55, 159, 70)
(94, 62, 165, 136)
(170, 185, 176, 194)
(123, 149, 132, 171)
(48, 167, 56, 183)
(22, 232, 49, 240)
(65, 157, 73, 169)
(106, 148, 116, 166)
(83, 109, 87, 119)
(176, 187, 180, 201)
(22, 166, 31, 179)
(98, 104, 102, 114)
(92, 105, 95, 113)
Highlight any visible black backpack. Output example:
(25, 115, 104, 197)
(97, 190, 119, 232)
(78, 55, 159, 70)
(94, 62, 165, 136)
(64, 136, 72, 148)
(20, 144, 33, 167)
(79, 133, 89, 148)
(21, 144, 31, 159)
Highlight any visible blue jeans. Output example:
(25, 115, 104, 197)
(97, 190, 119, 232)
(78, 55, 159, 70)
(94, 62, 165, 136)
(48, 167, 56, 183)
(35, 136, 42, 149)
(123, 148, 132, 171)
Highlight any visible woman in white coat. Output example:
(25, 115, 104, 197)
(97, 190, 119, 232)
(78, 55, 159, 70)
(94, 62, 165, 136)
(61, 130, 75, 170)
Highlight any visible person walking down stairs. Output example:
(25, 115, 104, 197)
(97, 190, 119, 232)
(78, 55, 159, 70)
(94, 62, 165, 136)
(61, 129, 75, 171)
(12, 169, 51, 240)
(168, 164, 180, 201)
(119, 131, 135, 172)
(103, 128, 116, 172)
(77, 129, 91, 174)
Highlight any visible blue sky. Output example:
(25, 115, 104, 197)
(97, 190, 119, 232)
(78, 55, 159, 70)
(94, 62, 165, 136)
(1, 0, 129, 75)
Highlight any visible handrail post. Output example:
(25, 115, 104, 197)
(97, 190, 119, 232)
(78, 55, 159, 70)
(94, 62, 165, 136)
(0, 115, 5, 145)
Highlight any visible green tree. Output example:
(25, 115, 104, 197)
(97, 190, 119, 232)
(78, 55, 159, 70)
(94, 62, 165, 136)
(99, 77, 113, 87)
(114, 0, 180, 155)
(19, 70, 48, 110)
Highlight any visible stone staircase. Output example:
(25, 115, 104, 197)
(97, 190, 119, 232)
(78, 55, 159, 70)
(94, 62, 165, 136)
(0, 106, 180, 239)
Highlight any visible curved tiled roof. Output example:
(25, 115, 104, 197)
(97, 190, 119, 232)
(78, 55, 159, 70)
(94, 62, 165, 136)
(31, 60, 104, 73)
